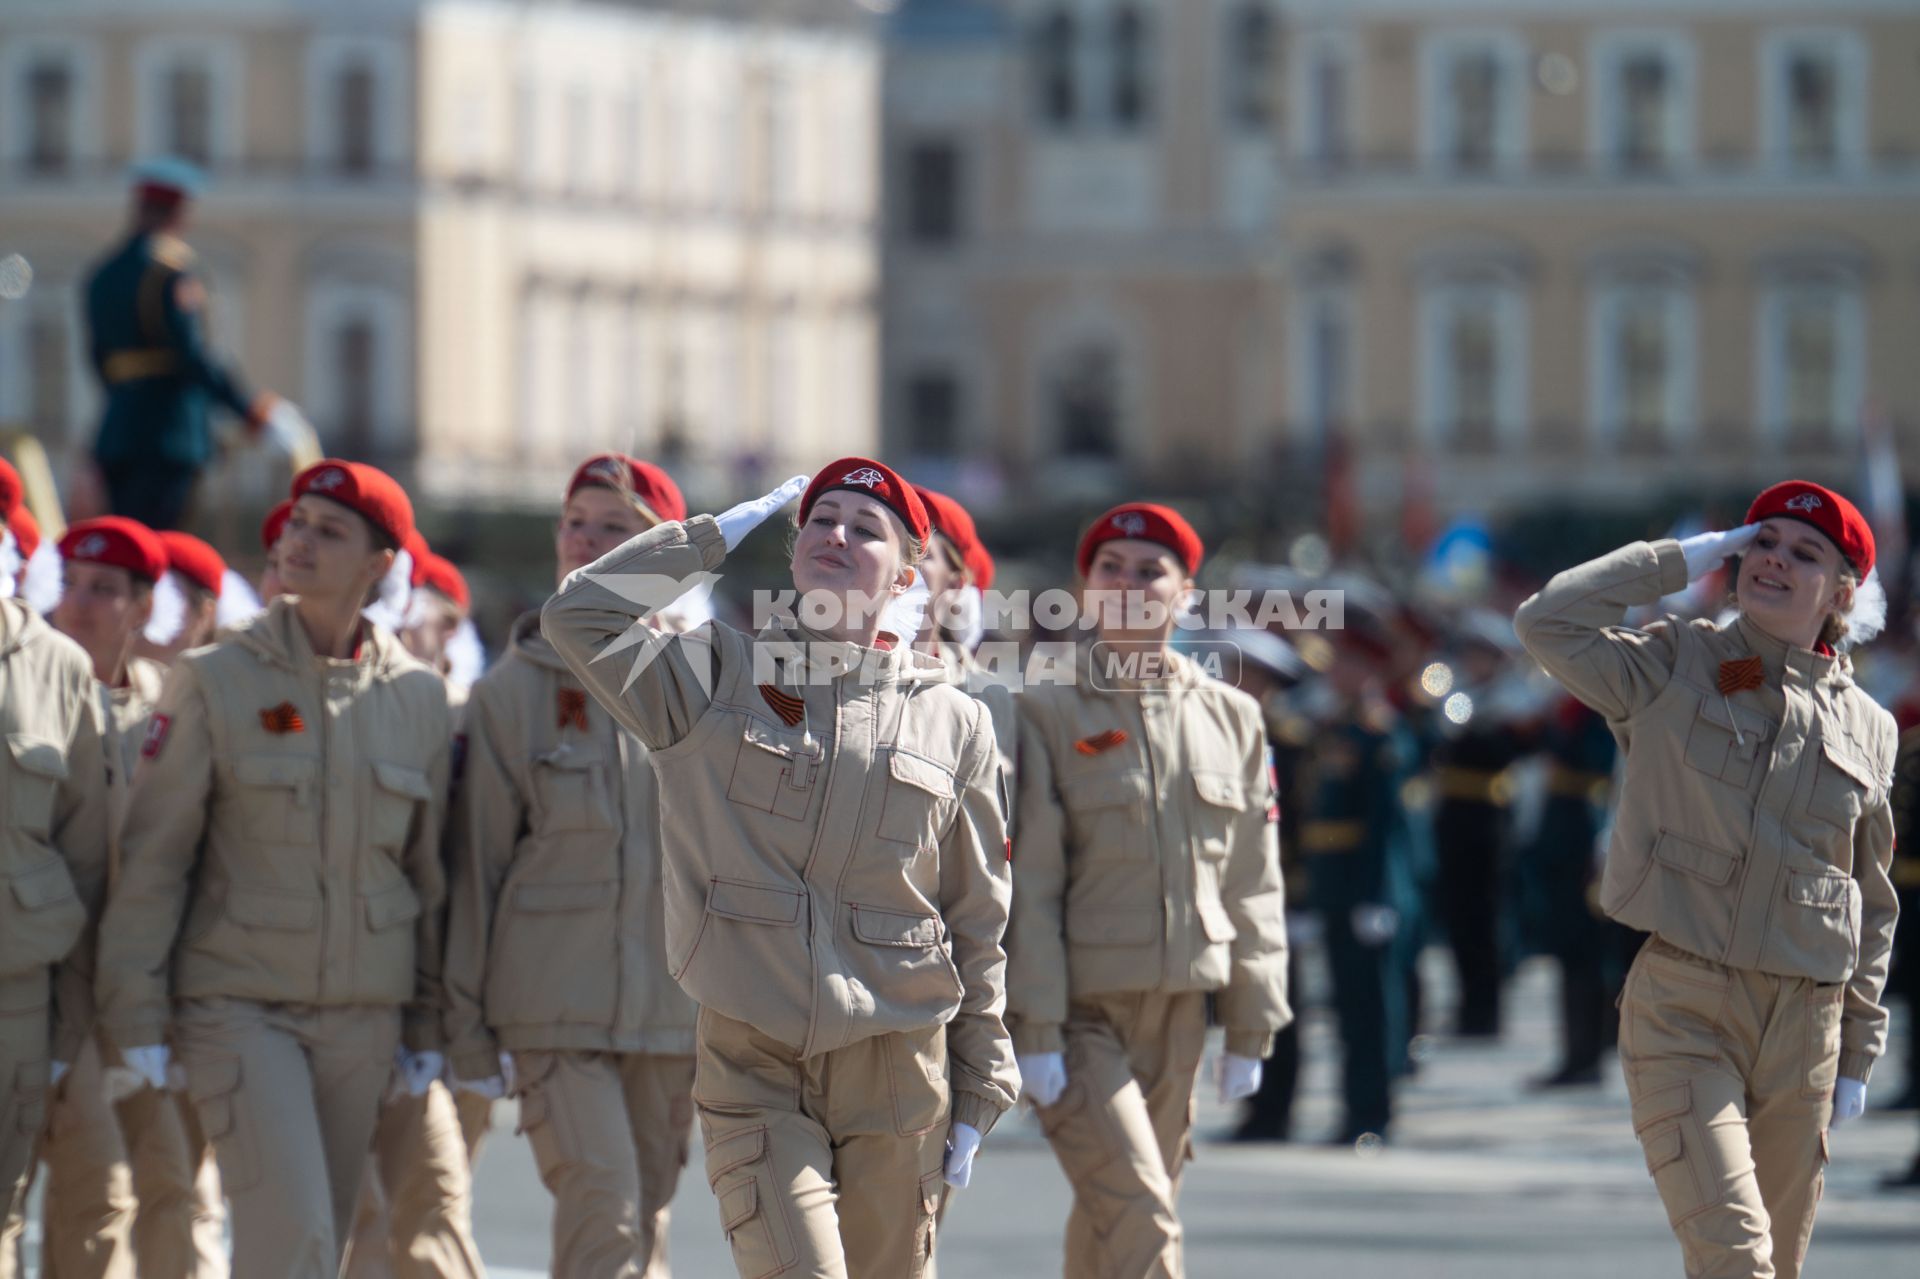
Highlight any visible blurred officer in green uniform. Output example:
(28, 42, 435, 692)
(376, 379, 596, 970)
(82, 159, 274, 529)
(1883, 723, 1920, 1187)
(1298, 596, 1421, 1144)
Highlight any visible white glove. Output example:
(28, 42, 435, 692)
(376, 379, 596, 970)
(1831, 1077, 1868, 1125)
(262, 400, 313, 457)
(453, 1053, 514, 1100)
(1018, 1051, 1068, 1109)
(1218, 1054, 1263, 1104)
(717, 475, 810, 553)
(399, 1050, 445, 1098)
(943, 1121, 982, 1189)
(877, 571, 930, 646)
(1350, 903, 1400, 948)
(123, 1044, 171, 1093)
(1679, 524, 1763, 581)
(50, 1059, 69, 1089)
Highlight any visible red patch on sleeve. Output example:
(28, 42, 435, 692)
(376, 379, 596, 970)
(1005, 838, 1013, 862)
(141, 714, 171, 759)
(1266, 756, 1281, 824)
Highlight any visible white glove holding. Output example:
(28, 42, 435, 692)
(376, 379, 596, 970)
(50, 1059, 69, 1089)
(1218, 1054, 1263, 1104)
(454, 1052, 515, 1100)
(943, 1121, 982, 1189)
(1350, 903, 1400, 948)
(1018, 1051, 1068, 1109)
(1680, 523, 1763, 581)
(717, 475, 811, 553)
(123, 1044, 171, 1094)
(400, 1050, 445, 1098)
(1831, 1077, 1868, 1126)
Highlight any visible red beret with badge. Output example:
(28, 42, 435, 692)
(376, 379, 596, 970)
(419, 553, 470, 613)
(261, 499, 293, 552)
(1077, 502, 1204, 578)
(158, 531, 225, 597)
(9, 504, 40, 561)
(59, 516, 168, 584)
(566, 454, 688, 525)
(802, 457, 930, 545)
(292, 459, 415, 551)
(1745, 480, 1875, 577)
(914, 486, 988, 579)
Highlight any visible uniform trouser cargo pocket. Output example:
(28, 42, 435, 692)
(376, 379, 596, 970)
(1631, 1081, 1709, 1226)
(703, 1125, 795, 1279)
(185, 1054, 259, 1194)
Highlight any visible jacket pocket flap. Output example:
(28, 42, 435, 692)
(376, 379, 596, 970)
(513, 881, 609, 913)
(186, 1055, 241, 1103)
(1065, 907, 1160, 946)
(227, 887, 321, 931)
(1695, 694, 1771, 741)
(707, 878, 803, 925)
(232, 755, 317, 789)
(532, 745, 604, 772)
(6, 734, 66, 780)
(889, 750, 957, 800)
(850, 905, 940, 947)
(364, 883, 422, 930)
(1653, 830, 1737, 886)
(1787, 870, 1852, 909)
(371, 761, 433, 800)
(1191, 770, 1246, 810)
(719, 1181, 757, 1234)
(740, 718, 799, 759)
(706, 1126, 767, 1182)
(1816, 737, 1878, 790)
(10, 859, 79, 911)
(1196, 898, 1237, 943)
(1640, 1125, 1683, 1174)
(1631, 1080, 1691, 1131)
(1059, 770, 1149, 811)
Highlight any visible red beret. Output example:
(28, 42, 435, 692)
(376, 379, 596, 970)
(404, 529, 430, 588)
(59, 516, 168, 583)
(964, 542, 996, 593)
(1745, 480, 1875, 577)
(292, 459, 415, 551)
(8, 504, 40, 561)
(158, 531, 225, 597)
(915, 485, 994, 588)
(566, 454, 687, 524)
(0, 458, 20, 521)
(261, 499, 293, 552)
(1077, 502, 1204, 578)
(418, 552, 470, 612)
(802, 458, 930, 545)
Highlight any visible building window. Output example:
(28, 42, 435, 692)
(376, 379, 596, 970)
(905, 370, 961, 458)
(1420, 281, 1526, 449)
(1592, 33, 1693, 172)
(565, 87, 592, 196)
(904, 141, 961, 245)
(1763, 30, 1865, 173)
(26, 59, 74, 176)
(1590, 279, 1694, 449)
(1052, 346, 1120, 459)
(1787, 52, 1837, 167)
(1110, 6, 1150, 128)
(335, 61, 377, 176)
(1423, 32, 1526, 172)
(1449, 53, 1500, 170)
(1759, 283, 1863, 448)
(1308, 45, 1348, 164)
(1305, 296, 1350, 446)
(1034, 10, 1076, 127)
(165, 60, 213, 164)
(1228, 5, 1274, 129)
(333, 317, 377, 456)
(1616, 55, 1670, 169)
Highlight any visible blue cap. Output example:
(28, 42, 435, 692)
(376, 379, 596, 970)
(129, 156, 206, 200)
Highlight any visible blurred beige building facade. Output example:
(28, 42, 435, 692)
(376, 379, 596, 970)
(0, 0, 879, 507)
(882, 0, 1920, 518)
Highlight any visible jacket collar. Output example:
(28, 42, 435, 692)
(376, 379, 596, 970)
(1730, 614, 1852, 692)
(506, 610, 570, 674)
(231, 595, 406, 681)
(0, 596, 49, 661)
(757, 622, 946, 688)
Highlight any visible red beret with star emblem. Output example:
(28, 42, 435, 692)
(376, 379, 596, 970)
(158, 531, 225, 597)
(1745, 480, 1875, 577)
(913, 485, 993, 586)
(801, 457, 930, 545)
(59, 516, 168, 584)
(566, 454, 687, 525)
(292, 459, 415, 551)
(1077, 502, 1204, 578)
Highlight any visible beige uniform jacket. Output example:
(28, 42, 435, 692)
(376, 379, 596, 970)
(1006, 649, 1292, 1059)
(443, 611, 697, 1081)
(100, 656, 167, 881)
(95, 597, 451, 1053)
(934, 640, 1017, 832)
(1514, 539, 1900, 1081)
(0, 599, 112, 1060)
(541, 514, 1019, 1135)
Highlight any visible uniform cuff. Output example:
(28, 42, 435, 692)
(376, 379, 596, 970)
(950, 1090, 1007, 1137)
(1650, 538, 1691, 596)
(1837, 1050, 1875, 1084)
(1224, 1030, 1275, 1060)
(451, 1046, 501, 1083)
(403, 1011, 445, 1055)
(684, 514, 729, 571)
(1011, 1022, 1064, 1055)
(104, 1016, 169, 1053)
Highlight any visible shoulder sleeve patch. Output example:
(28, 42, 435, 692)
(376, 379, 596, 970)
(141, 713, 172, 760)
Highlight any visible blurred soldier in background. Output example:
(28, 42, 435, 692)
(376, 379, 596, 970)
(1884, 719, 1920, 1187)
(82, 160, 276, 531)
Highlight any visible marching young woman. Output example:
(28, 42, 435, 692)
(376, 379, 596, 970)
(1006, 503, 1291, 1279)
(94, 460, 452, 1279)
(0, 465, 112, 1273)
(441, 454, 699, 1278)
(542, 458, 1018, 1279)
(1514, 480, 1898, 1279)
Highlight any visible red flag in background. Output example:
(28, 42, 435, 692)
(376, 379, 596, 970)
(1401, 447, 1438, 561)
(1324, 436, 1359, 559)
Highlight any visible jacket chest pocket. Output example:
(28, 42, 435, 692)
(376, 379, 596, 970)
(1806, 737, 1874, 835)
(7, 734, 67, 840)
(1059, 769, 1152, 860)
(530, 747, 617, 834)
(367, 760, 433, 851)
(725, 718, 818, 822)
(1189, 770, 1246, 861)
(876, 749, 957, 847)
(230, 756, 319, 845)
(1682, 696, 1771, 791)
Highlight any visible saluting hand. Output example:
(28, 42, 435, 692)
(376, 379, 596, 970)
(717, 475, 811, 552)
(1679, 524, 1763, 582)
